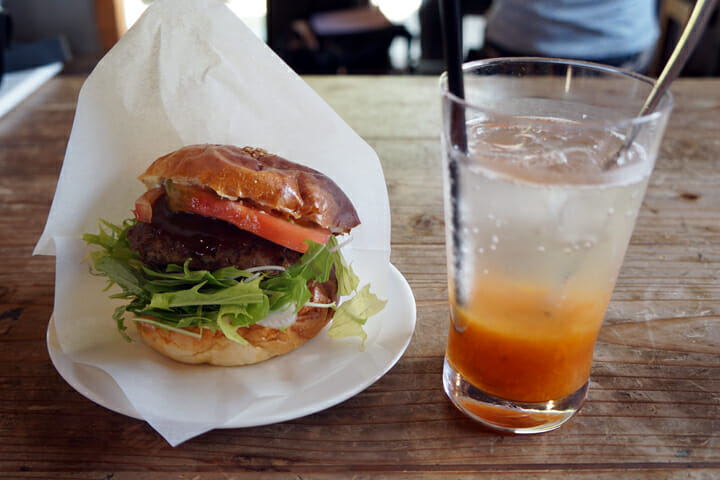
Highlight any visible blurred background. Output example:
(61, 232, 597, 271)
(1, 0, 718, 78)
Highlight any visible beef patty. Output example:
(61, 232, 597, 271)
(126, 196, 302, 271)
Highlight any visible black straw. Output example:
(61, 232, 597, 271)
(439, 0, 467, 152)
(439, 0, 467, 305)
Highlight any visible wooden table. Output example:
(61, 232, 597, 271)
(1, 74, 718, 478)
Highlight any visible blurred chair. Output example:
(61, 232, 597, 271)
(5, 0, 124, 54)
(653, 0, 720, 76)
(417, 0, 492, 74)
(2, 0, 103, 74)
(267, 0, 411, 74)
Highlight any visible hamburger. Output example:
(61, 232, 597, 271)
(83, 144, 385, 366)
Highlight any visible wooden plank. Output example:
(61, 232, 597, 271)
(92, 0, 127, 52)
(0, 75, 718, 478)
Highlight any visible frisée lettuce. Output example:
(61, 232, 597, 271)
(83, 219, 386, 345)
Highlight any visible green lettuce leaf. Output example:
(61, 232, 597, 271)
(84, 219, 385, 346)
(328, 236, 360, 297)
(148, 277, 265, 310)
(328, 284, 388, 347)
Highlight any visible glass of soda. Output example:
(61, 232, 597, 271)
(440, 58, 673, 434)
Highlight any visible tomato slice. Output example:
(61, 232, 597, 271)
(133, 187, 165, 223)
(165, 182, 331, 253)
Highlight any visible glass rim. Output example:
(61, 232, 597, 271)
(439, 57, 675, 130)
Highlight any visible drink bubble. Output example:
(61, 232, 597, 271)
(466, 118, 649, 186)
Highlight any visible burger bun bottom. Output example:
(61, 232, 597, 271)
(136, 279, 337, 366)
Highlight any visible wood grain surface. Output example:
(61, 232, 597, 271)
(0, 75, 718, 479)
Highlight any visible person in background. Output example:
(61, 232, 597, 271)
(419, 0, 659, 74)
(480, 0, 659, 73)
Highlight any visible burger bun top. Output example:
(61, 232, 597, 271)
(139, 144, 360, 233)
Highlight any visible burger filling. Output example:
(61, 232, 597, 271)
(83, 190, 385, 347)
(127, 195, 303, 272)
(159, 181, 332, 253)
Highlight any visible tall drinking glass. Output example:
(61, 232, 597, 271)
(440, 58, 673, 434)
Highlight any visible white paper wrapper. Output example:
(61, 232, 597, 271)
(34, 0, 391, 446)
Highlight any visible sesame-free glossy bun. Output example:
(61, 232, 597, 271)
(138, 144, 360, 233)
(136, 276, 338, 366)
